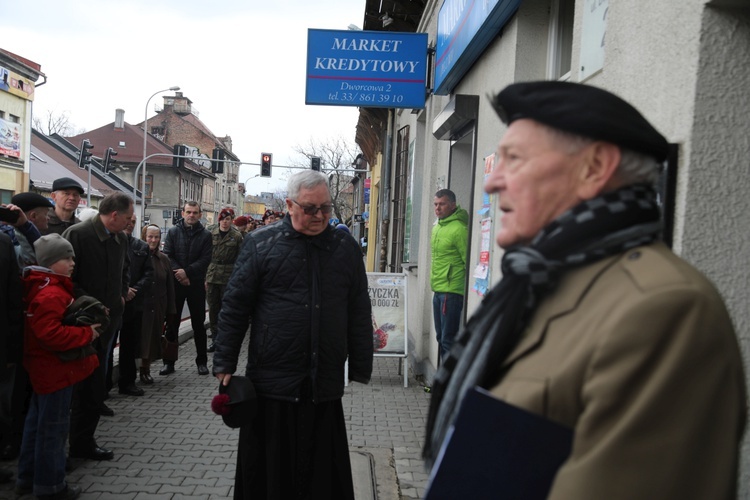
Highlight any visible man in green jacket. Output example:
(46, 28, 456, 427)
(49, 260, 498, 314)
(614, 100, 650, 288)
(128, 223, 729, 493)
(430, 189, 468, 361)
(206, 208, 244, 353)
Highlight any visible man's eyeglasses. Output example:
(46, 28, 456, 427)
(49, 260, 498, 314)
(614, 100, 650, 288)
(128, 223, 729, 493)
(291, 199, 334, 216)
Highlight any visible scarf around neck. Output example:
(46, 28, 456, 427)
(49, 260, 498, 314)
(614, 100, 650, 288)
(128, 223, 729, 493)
(423, 183, 663, 465)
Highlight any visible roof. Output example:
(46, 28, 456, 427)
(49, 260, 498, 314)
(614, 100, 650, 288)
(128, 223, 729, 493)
(0, 48, 44, 79)
(30, 131, 107, 198)
(66, 120, 175, 167)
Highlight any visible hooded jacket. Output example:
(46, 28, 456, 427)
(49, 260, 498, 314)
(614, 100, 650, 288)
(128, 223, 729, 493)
(22, 267, 98, 394)
(430, 206, 469, 295)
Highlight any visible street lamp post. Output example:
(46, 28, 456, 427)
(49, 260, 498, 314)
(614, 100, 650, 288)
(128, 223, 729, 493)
(141, 85, 180, 226)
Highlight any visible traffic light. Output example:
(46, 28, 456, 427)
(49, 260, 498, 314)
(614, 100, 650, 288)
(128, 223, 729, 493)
(78, 139, 93, 169)
(211, 147, 225, 174)
(103, 147, 117, 174)
(311, 156, 321, 171)
(260, 153, 272, 177)
(172, 144, 186, 168)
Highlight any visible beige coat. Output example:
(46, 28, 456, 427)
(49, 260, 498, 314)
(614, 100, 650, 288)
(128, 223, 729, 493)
(489, 242, 746, 499)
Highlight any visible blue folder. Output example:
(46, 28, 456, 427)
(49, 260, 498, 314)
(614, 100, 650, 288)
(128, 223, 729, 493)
(425, 387, 573, 500)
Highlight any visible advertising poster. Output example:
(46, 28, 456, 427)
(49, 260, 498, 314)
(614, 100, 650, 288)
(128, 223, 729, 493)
(367, 272, 407, 356)
(0, 117, 21, 158)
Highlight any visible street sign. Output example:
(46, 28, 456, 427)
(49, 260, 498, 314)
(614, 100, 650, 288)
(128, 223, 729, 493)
(306, 29, 428, 109)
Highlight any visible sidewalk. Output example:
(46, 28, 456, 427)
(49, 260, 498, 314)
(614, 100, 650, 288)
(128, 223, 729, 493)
(0, 324, 431, 499)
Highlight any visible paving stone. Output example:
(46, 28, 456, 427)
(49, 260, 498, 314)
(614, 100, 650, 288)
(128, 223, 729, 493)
(0, 325, 431, 499)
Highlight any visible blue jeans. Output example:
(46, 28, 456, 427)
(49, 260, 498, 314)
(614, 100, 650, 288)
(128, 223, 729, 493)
(432, 292, 464, 362)
(16, 386, 74, 496)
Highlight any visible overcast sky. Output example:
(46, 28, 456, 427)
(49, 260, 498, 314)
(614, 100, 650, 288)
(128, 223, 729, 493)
(3, 0, 365, 194)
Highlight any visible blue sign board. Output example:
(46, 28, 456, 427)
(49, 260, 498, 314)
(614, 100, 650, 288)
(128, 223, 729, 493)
(306, 29, 428, 109)
(435, 0, 522, 95)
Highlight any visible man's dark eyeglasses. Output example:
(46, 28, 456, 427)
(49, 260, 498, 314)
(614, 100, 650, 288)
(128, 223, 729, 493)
(291, 199, 334, 216)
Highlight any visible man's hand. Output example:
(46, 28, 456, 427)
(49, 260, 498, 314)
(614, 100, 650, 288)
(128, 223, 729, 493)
(174, 269, 190, 286)
(215, 373, 232, 386)
(90, 323, 102, 342)
(126, 286, 137, 301)
(3, 204, 27, 227)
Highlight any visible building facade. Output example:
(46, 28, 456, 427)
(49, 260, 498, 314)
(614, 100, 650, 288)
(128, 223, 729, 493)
(357, 0, 750, 491)
(0, 49, 44, 201)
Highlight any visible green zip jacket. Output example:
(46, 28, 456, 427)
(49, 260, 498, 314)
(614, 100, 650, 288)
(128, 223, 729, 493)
(430, 206, 468, 295)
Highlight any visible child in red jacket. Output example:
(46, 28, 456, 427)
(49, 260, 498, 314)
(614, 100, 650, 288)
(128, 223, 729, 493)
(16, 234, 100, 500)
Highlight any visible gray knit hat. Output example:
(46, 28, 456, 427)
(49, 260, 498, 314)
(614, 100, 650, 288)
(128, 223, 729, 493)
(34, 234, 75, 269)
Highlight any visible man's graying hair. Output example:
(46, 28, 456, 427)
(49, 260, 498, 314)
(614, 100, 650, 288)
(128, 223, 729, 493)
(435, 189, 456, 203)
(98, 192, 133, 215)
(543, 125, 661, 185)
(287, 170, 330, 200)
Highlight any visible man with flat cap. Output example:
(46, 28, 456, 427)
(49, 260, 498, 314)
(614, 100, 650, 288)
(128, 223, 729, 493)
(44, 177, 84, 235)
(10, 192, 53, 266)
(424, 81, 746, 499)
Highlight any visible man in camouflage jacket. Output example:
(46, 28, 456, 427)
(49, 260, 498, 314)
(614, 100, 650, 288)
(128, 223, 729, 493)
(206, 208, 244, 353)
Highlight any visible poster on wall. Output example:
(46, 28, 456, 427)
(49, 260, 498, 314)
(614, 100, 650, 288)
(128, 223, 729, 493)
(0, 117, 21, 158)
(367, 272, 407, 356)
(473, 154, 495, 295)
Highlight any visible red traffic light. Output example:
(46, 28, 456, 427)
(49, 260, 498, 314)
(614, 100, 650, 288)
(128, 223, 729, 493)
(260, 152, 272, 177)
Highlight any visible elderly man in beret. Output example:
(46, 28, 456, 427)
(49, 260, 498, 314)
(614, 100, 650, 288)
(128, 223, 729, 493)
(424, 81, 746, 499)
(43, 177, 84, 236)
(9, 192, 53, 266)
(0, 199, 43, 270)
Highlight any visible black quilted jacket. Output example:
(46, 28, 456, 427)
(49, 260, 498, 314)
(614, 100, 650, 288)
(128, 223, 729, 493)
(213, 216, 373, 403)
(162, 219, 212, 284)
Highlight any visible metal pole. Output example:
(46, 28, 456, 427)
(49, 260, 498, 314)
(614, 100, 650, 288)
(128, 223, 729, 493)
(142, 86, 179, 227)
(87, 164, 92, 207)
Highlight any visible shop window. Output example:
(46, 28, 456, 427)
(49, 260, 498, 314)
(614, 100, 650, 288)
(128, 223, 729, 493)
(390, 125, 410, 272)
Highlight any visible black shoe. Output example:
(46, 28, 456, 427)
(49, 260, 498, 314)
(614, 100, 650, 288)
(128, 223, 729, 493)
(37, 484, 82, 500)
(118, 384, 145, 396)
(197, 364, 209, 375)
(69, 445, 113, 461)
(99, 403, 115, 417)
(159, 363, 175, 375)
(207, 343, 215, 353)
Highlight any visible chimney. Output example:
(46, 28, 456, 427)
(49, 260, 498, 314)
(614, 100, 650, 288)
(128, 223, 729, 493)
(172, 92, 192, 115)
(114, 109, 125, 130)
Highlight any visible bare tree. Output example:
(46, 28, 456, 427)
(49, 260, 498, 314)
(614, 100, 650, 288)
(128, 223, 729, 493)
(269, 188, 288, 212)
(32, 109, 82, 136)
(292, 136, 361, 225)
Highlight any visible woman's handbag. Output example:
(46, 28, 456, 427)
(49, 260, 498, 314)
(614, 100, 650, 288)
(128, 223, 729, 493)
(161, 336, 179, 362)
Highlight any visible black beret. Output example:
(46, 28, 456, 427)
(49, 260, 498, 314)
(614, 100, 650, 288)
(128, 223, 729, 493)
(490, 81, 669, 162)
(11, 192, 53, 212)
(52, 177, 84, 194)
(211, 376, 257, 429)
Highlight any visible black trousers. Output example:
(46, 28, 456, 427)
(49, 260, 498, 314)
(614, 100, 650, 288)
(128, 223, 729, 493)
(165, 280, 207, 366)
(69, 315, 121, 451)
(118, 306, 142, 388)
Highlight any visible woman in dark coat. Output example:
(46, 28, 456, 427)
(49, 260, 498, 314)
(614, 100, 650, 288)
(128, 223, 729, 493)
(139, 225, 175, 383)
